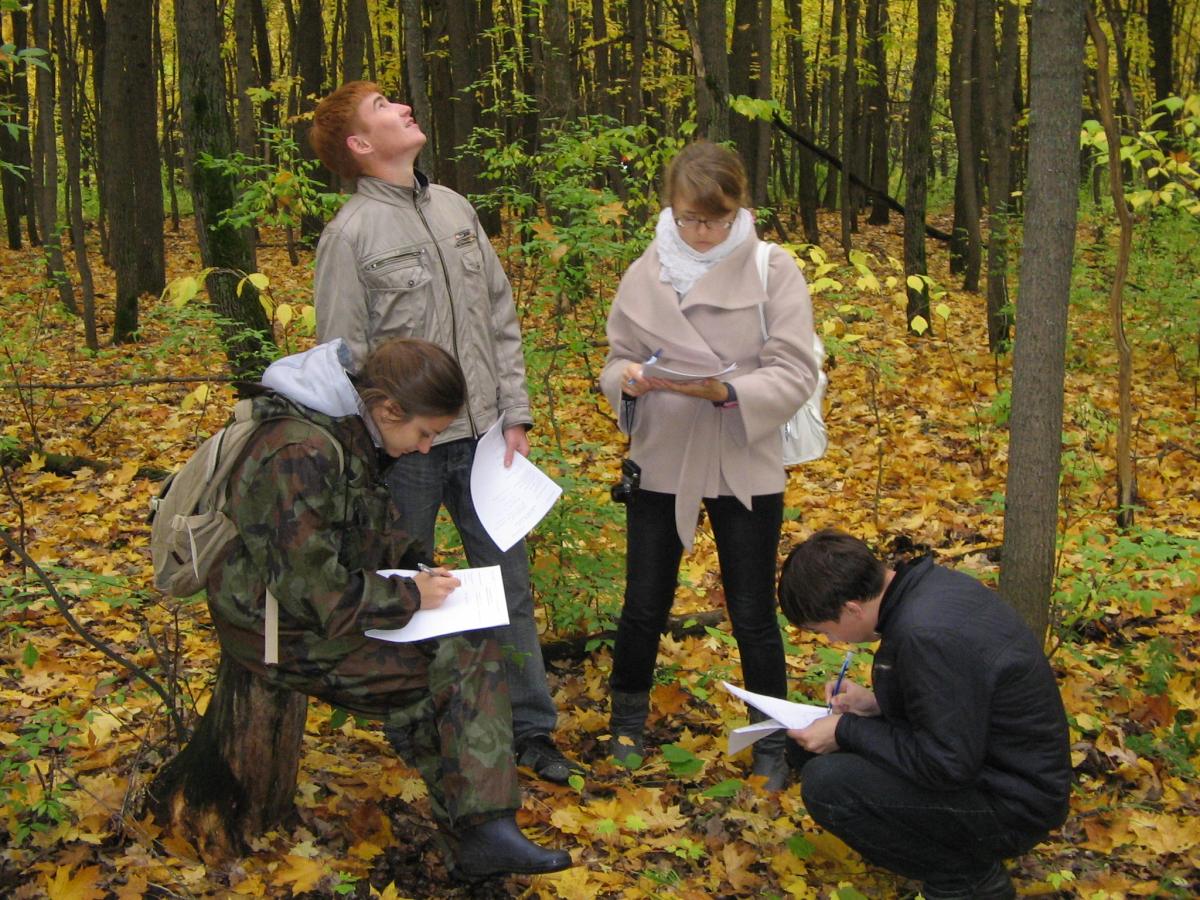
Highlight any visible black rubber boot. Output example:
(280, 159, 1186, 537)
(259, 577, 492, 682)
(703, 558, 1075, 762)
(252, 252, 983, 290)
(607, 689, 650, 766)
(455, 816, 572, 879)
(748, 710, 789, 791)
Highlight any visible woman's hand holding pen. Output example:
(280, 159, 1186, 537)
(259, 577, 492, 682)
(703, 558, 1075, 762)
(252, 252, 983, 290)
(414, 564, 460, 609)
(621, 362, 652, 397)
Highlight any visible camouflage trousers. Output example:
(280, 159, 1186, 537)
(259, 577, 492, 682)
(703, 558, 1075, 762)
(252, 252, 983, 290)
(300, 630, 521, 830)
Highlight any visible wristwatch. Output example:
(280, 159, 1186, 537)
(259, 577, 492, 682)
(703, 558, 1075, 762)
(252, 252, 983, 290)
(713, 382, 739, 409)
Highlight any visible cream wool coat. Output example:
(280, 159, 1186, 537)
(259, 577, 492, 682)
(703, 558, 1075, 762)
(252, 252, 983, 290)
(601, 236, 821, 548)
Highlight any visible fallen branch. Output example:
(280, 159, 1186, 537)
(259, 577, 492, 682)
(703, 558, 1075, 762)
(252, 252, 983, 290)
(0, 527, 187, 740)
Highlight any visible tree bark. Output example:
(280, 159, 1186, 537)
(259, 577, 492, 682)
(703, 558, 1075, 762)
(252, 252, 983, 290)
(234, 0, 259, 159)
(949, 0, 982, 291)
(1, 10, 38, 249)
(401, 0, 432, 167)
(999, 0, 1085, 638)
(1086, 6, 1136, 528)
(32, 0, 76, 315)
(53, 0, 99, 350)
(343, 0, 369, 83)
(785, 0, 820, 243)
(1146, 0, 1175, 106)
(687, 0, 729, 142)
(147, 653, 308, 861)
(865, 0, 890, 225)
(626, 0, 646, 125)
(978, 0, 1020, 351)
(821, 0, 843, 208)
(175, 0, 274, 380)
(103, 0, 165, 343)
(840, 0, 860, 254)
(446, 0, 483, 197)
(540, 0, 576, 125)
(904, 0, 938, 329)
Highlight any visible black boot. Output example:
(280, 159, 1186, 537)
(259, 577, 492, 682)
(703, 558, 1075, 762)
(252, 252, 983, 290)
(455, 816, 572, 879)
(607, 689, 650, 766)
(921, 862, 1016, 900)
(748, 713, 789, 791)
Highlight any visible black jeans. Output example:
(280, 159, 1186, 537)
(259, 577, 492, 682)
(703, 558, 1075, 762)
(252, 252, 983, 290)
(800, 753, 1047, 888)
(610, 489, 786, 699)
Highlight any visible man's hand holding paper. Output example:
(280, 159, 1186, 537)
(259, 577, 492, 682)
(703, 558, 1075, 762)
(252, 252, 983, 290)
(722, 681, 830, 755)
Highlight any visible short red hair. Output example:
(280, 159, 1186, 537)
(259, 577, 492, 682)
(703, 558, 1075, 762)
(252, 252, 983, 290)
(310, 81, 379, 179)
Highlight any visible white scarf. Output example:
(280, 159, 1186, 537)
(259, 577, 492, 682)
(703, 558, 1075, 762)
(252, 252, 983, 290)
(654, 206, 756, 297)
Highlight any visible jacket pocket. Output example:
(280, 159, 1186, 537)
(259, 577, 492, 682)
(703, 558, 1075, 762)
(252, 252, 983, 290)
(361, 246, 433, 336)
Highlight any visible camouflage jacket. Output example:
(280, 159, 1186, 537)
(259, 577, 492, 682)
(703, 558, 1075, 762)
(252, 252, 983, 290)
(206, 391, 425, 688)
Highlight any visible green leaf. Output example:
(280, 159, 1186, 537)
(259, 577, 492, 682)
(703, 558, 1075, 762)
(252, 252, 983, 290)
(786, 832, 815, 859)
(661, 743, 704, 776)
(701, 778, 743, 798)
(21, 641, 38, 668)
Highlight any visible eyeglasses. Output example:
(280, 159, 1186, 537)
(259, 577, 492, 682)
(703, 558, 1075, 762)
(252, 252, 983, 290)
(674, 215, 736, 231)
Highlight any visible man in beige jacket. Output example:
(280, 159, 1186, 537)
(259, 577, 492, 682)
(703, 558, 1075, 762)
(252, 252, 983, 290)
(308, 81, 582, 784)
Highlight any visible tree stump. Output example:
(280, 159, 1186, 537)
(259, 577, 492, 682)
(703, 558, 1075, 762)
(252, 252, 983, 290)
(147, 652, 308, 861)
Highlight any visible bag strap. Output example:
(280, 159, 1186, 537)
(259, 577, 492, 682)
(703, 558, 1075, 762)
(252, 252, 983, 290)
(755, 241, 771, 341)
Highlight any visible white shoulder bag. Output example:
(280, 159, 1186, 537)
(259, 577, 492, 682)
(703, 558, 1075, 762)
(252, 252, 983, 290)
(755, 241, 829, 465)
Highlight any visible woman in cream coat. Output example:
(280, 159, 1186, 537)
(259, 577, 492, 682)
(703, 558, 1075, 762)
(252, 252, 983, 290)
(600, 141, 820, 788)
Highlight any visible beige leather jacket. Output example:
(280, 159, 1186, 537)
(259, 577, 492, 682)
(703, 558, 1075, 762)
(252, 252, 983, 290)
(314, 173, 532, 443)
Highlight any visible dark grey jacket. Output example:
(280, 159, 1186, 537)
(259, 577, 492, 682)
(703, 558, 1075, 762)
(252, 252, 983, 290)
(314, 172, 532, 444)
(835, 557, 1072, 834)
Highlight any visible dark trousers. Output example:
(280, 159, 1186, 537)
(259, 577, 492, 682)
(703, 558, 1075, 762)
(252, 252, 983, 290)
(611, 489, 786, 699)
(800, 754, 1047, 888)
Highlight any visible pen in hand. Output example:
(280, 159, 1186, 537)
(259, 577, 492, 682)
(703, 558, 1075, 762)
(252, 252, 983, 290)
(828, 650, 853, 713)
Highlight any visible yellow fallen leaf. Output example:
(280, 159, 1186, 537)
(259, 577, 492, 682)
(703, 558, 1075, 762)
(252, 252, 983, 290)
(272, 854, 326, 894)
(45, 864, 106, 900)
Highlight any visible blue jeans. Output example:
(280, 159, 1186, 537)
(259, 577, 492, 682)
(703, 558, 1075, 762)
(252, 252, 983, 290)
(611, 489, 787, 699)
(800, 753, 1047, 887)
(386, 438, 558, 743)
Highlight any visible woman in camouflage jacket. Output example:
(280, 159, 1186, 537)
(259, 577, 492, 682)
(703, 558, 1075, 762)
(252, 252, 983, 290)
(206, 337, 570, 879)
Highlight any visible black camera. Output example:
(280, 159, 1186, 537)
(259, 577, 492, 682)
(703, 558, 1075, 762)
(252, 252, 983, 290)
(610, 458, 641, 504)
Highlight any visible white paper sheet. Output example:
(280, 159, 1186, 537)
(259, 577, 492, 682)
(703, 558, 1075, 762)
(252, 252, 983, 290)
(365, 566, 509, 643)
(723, 681, 830, 755)
(642, 360, 738, 382)
(470, 419, 562, 552)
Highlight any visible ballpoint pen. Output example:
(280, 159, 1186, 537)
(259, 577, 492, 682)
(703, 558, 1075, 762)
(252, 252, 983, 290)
(828, 650, 853, 713)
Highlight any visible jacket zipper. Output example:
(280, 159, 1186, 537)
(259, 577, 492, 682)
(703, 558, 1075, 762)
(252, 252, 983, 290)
(365, 249, 422, 271)
(415, 200, 477, 436)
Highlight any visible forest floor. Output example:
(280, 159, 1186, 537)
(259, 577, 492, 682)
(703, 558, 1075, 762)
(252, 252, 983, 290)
(0, 204, 1197, 899)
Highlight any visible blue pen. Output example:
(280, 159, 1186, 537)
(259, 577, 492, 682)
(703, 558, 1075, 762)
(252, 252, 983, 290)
(828, 650, 853, 713)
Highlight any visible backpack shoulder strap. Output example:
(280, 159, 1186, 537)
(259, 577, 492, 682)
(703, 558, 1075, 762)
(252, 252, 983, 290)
(756, 241, 772, 341)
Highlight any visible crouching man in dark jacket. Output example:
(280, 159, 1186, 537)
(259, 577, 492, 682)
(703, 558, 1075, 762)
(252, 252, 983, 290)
(779, 530, 1071, 900)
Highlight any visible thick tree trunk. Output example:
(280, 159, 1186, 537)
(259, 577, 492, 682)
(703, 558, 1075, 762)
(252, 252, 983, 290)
(401, 0, 432, 167)
(626, 0, 646, 125)
(904, 0, 938, 329)
(147, 653, 308, 861)
(103, 0, 165, 343)
(999, 0, 1085, 638)
(234, 0, 259, 159)
(175, 0, 274, 380)
(343, 0, 369, 83)
(540, 0, 576, 125)
(821, 0, 843, 208)
(689, 0, 729, 142)
(446, 0, 482, 198)
(1146, 0, 1175, 106)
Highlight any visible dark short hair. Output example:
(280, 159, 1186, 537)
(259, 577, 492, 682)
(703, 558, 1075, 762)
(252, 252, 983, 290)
(357, 338, 465, 421)
(778, 529, 886, 625)
(663, 140, 750, 215)
(310, 81, 379, 179)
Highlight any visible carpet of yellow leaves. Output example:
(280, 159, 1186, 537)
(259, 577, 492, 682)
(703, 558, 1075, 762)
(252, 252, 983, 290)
(1, 211, 1197, 898)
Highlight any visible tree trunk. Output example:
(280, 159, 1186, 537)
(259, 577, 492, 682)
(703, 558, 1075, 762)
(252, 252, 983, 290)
(999, 0, 1085, 638)
(751, 0, 771, 208)
(904, 0, 938, 329)
(822, 0, 843, 208)
(446, 0, 482, 198)
(293, 0, 326, 238)
(251, 0, 276, 130)
(343, 0, 369, 83)
(729, 0, 755, 167)
(979, 0, 1020, 351)
(234, 0, 259, 159)
(146, 653, 308, 861)
(540, 0, 576, 125)
(1, 10, 30, 249)
(175, 0, 274, 380)
(1146, 0, 1175, 107)
(627, 0, 646, 125)
(401, 0, 432, 167)
(785, 0, 820, 243)
(949, 0, 982, 292)
(103, 0, 165, 343)
(53, 0, 99, 350)
(840, 0, 860, 255)
(154, 0, 181, 232)
(1086, 7, 1136, 528)
(865, 0, 890, 225)
(687, 0, 729, 142)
